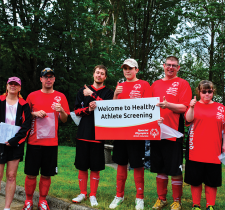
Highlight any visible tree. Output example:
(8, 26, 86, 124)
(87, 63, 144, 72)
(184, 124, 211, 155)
(176, 0, 225, 103)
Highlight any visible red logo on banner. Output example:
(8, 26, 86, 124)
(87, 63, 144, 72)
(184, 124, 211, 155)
(150, 129, 159, 138)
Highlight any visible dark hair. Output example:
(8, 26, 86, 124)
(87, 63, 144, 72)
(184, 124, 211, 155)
(196, 80, 216, 96)
(93, 65, 108, 76)
(166, 56, 179, 64)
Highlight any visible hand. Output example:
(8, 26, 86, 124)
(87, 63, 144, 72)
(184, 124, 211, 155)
(114, 82, 123, 96)
(55, 102, 64, 113)
(83, 84, 93, 96)
(157, 117, 164, 125)
(34, 110, 47, 118)
(89, 101, 97, 111)
(156, 96, 168, 109)
(5, 141, 10, 146)
(190, 96, 197, 108)
(222, 146, 225, 153)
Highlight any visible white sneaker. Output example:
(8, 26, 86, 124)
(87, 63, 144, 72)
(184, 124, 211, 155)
(135, 198, 144, 210)
(89, 196, 98, 207)
(72, 193, 86, 203)
(109, 196, 124, 209)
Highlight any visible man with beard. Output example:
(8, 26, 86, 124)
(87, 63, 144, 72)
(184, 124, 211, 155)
(72, 65, 114, 207)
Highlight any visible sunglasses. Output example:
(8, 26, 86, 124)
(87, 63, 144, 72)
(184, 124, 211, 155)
(201, 90, 213, 94)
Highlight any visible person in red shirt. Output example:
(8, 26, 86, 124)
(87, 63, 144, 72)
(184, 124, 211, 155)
(22, 68, 70, 210)
(72, 65, 114, 207)
(150, 56, 192, 210)
(0, 77, 31, 210)
(185, 80, 225, 210)
(109, 58, 152, 210)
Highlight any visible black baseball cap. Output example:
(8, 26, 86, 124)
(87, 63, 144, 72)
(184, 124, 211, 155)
(41, 68, 55, 76)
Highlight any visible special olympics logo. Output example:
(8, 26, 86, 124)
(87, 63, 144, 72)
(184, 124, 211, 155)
(133, 84, 141, 90)
(218, 106, 224, 113)
(54, 96, 61, 103)
(172, 82, 179, 87)
(150, 129, 159, 138)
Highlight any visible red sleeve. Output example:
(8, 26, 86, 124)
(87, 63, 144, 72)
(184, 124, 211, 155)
(143, 81, 152, 98)
(178, 80, 192, 107)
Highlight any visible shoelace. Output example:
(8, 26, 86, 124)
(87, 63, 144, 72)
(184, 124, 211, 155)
(154, 199, 161, 207)
(24, 202, 32, 210)
(40, 203, 48, 210)
(170, 201, 180, 208)
(77, 194, 85, 199)
(90, 196, 98, 204)
(112, 197, 122, 204)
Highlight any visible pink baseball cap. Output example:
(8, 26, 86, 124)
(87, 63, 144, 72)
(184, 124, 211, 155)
(7, 77, 21, 86)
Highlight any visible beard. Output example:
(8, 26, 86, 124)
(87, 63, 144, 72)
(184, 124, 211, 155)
(95, 81, 104, 85)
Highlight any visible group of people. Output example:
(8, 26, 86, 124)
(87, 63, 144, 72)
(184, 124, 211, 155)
(0, 56, 223, 210)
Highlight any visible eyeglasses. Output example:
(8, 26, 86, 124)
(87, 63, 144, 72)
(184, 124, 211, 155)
(165, 63, 178, 68)
(201, 90, 213, 94)
(42, 75, 54, 80)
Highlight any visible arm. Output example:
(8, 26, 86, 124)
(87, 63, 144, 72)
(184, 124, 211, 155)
(185, 96, 197, 122)
(83, 84, 104, 101)
(156, 96, 187, 113)
(31, 110, 47, 119)
(75, 87, 91, 116)
(55, 102, 68, 123)
(222, 132, 225, 153)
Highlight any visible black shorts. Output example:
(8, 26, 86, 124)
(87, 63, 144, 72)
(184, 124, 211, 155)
(25, 144, 58, 176)
(184, 159, 222, 187)
(75, 139, 105, 171)
(112, 140, 145, 168)
(150, 139, 183, 176)
(0, 142, 25, 164)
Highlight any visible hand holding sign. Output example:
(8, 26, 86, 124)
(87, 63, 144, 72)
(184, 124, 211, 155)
(89, 101, 97, 111)
(83, 84, 93, 96)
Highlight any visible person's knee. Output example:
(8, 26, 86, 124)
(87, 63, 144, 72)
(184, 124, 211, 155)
(6, 172, 17, 182)
(172, 175, 183, 179)
(41, 175, 50, 179)
(27, 175, 37, 179)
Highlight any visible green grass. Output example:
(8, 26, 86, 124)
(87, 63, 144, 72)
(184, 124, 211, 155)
(2, 145, 225, 209)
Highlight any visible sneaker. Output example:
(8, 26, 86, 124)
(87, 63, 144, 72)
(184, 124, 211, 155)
(206, 206, 215, 210)
(170, 201, 182, 210)
(135, 198, 144, 210)
(152, 199, 168, 209)
(38, 200, 50, 210)
(192, 205, 201, 210)
(22, 200, 33, 210)
(109, 196, 124, 209)
(89, 196, 98, 207)
(72, 193, 86, 203)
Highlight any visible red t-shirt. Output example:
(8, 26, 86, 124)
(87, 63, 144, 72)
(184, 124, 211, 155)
(151, 77, 192, 141)
(26, 90, 70, 146)
(185, 102, 225, 164)
(117, 80, 152, 99)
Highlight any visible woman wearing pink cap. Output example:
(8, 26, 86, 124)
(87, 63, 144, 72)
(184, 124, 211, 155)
(0, 77, 31, 210)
